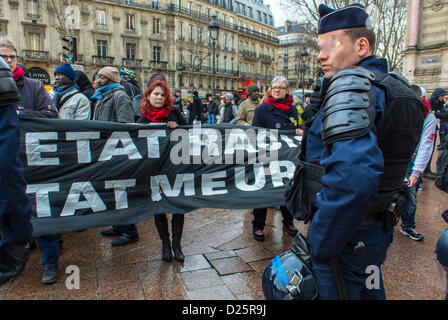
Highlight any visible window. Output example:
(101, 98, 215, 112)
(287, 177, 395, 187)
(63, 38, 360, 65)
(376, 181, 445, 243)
(223, 56, 227, 71)
(153, 46, 161, 61)
(284, 47, 288, 56)
(188, 1, 192, 14)
(231, 57, 234, 72)
(257, 10, 262, 22)
(248, 7, 253, 18)
(284, 59, 288, 69)
(224, 34, 228, 50)
(153, 18, 161, 33)
(251, 43, 255, 55)
(126, 14, 135, 30)
(231, 36, 235, 51)
(216, 55, 220, 70)
(126, 43, 136, 59)
(151, 0, 159, 9)
(198, 27, 203, 43)
(29, 33, 41, 50)
(223, 15, 227, 26)
(178, 21, 183, 39)
(96, 10, 106, 26)
(189, 25, 194, 41)
(197, 5, 202, 18)
(263, 13, 268, 24)
(97, 40, 107, 57)
(27, 0, 39, 17)
(208, 57, 212, 72)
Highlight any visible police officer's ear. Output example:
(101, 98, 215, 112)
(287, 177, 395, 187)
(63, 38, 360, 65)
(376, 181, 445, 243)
(356, 37, 371, 58)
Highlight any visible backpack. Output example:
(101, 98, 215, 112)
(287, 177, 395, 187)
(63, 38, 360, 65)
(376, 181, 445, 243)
(436, 134, 448, 193)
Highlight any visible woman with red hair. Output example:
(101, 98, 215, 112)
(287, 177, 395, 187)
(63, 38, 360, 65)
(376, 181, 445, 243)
(137, 79, 187, 262)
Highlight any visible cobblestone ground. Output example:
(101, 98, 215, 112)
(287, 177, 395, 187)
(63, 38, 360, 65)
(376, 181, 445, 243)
(1, 162, 447, 300)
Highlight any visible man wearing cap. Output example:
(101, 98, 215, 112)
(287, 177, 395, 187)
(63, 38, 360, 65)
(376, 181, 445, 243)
(92, 66, 134, 123)
(92, 66, 136, 246)
(53, 63, 90, 120)
(300, 3, 424, 299)
(237, 84, 259, 126)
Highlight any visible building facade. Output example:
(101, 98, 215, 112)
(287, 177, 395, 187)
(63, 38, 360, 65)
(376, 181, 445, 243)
(403, 0, 448, 95)
(276, 21, 319, 94)
(0, 0, 279, 97)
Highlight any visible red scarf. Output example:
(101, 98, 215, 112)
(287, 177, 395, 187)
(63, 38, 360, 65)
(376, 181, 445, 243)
(13, 66, 25, 81)
(143, 106, 170, 123)
(265, 94, 294, 114)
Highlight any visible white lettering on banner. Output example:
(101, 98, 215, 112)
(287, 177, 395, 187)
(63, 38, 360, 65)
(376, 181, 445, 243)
(170, 129, 190, 165)
(224, 128, 258, 165)
(25, 132, 60, 166)
(269, 160, 295, 188)
(150, 174, 195, 201)
(235, 164, 266, 192)
(65, 265, 80, 289)
(66, 131, 101, 163)
(60, 182, 107, 216)
(26, 183, 60, 218)
(138, 129, 166, 158)
(189, 126, 222, 164)
(201, 171, 228, 195)
(98, 131, 142, 161)
(365, 265, 381, 290)
(256, 129, 281, 164)
(105, 179, 136, 210)
(280, 134, 299, 148)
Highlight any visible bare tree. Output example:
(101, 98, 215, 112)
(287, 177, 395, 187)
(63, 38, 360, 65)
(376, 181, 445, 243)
(48, 0, 95, 37)
(280, 0, 407, 71)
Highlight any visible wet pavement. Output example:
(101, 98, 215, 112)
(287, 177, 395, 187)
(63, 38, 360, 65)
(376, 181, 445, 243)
(1, 160, 447, 300)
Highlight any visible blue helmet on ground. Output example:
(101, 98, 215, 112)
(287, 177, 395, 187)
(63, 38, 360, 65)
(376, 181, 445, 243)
(262, 233, 319, 300)
(435, 229, 448, 295)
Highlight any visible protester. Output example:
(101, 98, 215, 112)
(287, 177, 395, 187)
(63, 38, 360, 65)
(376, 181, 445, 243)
(218, 93, 238, 124)
(74, 70, 95, 100)
(0, 37, 57, 118)
(94, 66, 137, 246)
(173, 88, 183, 113)
(400, 85, 437, 241)
(0, 56, 33, 286)
(53, 63, 90, 120)
(119, 67, 141, 102)
(237, 84, 259, 125)
(188, 90, 202, 124)
(137, 79, 187, 262)
(206, 95, 218, 124)
(295, 3, 425, 299)
(250, 76, 301, 241)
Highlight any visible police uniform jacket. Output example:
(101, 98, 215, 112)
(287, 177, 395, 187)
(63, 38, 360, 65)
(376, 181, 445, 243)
(251, 97, 299, 130)
(305, 55, 387, 262)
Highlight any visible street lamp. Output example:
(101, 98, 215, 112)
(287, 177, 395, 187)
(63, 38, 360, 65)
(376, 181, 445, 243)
(295, 48, 309, 101)
(208, 15, 220, 97)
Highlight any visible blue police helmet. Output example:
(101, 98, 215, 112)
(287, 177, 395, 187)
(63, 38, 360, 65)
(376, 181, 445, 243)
(435, 229, 448, 293)
(262, 250, 319, 300)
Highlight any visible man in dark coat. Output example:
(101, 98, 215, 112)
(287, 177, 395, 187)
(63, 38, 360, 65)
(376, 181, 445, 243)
(188, 90, 202, 124)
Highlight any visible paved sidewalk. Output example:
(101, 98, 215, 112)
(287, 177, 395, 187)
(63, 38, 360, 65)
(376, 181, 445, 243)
(1, 173, 447, 300)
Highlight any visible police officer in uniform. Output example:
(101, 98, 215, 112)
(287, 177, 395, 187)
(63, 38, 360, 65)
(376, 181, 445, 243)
(0, 55, 33, 285)
(301, 4, 425, 299)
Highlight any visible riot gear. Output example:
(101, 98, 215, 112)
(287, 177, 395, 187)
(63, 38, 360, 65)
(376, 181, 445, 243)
(435, 228, 448, 299)
(0, 56, 20, 107)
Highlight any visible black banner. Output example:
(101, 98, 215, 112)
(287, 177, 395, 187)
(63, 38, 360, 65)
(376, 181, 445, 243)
(20, 118, 301, 237)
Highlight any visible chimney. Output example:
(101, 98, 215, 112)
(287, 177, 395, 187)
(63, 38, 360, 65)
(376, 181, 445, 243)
(285, 20, 292, 32)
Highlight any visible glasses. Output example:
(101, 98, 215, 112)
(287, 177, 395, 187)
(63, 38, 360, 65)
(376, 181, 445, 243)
(0, 54, 17, 61)
(272, 86, 287, 90)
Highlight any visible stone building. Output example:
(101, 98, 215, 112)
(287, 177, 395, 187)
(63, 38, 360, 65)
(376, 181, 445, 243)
(276, 20, 319, 93)
(403, 0, 448, 95)
(0, 0, 278, 97)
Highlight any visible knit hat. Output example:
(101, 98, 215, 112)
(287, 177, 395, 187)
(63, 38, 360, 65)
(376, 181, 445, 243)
(247, 84, 259, 97)
(225, 93, 233, 102)
(54, 63, 76, 81)
(192, 90, 198, 96)
(433, 88, 448, 99)
(119, 67, 136, 80)
(98, 66, 120, 83)
(318, 3, 372, 35)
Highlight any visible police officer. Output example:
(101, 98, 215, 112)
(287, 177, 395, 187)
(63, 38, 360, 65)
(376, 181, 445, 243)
(301, 4, 425, 299)
(0, 55, 33, 285)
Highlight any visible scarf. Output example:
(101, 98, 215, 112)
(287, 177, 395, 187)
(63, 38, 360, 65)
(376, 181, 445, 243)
(143, 106, 170, 123)
(265, 94, 294, 114)
(53, 84, 78, 111)
(13, 66, 25, 81)
(91, 83, 121, 101)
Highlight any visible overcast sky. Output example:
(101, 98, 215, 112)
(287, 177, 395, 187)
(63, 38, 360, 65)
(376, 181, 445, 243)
(264, 0, 290, 27)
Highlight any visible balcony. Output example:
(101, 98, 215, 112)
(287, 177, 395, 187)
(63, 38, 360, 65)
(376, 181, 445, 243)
(150, 60, 168, 70)
(122, 58, 143, 68)
(22, 49, 49, 61)
(92, 55, 115, 66)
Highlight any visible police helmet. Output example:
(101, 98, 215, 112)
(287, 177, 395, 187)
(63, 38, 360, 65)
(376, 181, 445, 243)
(435, 229, 448, 292)
(262, 250, 318, 300)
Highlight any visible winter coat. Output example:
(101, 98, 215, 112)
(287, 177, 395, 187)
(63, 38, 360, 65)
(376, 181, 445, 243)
(218, 102, 238, 124)
(137, 107, 187, 125)
(15, 76, 58, 118)
(122, 80, 141, 100)
(58, 87, 91, 120)
(236, 98, 258, 125)
(251, 100, 299, 130)
(188, 95, 202, 123)
(206, 101, 218, 115)
(92, 86, 134, 123)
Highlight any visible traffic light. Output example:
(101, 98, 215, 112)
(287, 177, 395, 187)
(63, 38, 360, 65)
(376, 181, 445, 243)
(62, 36, 77, 62)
